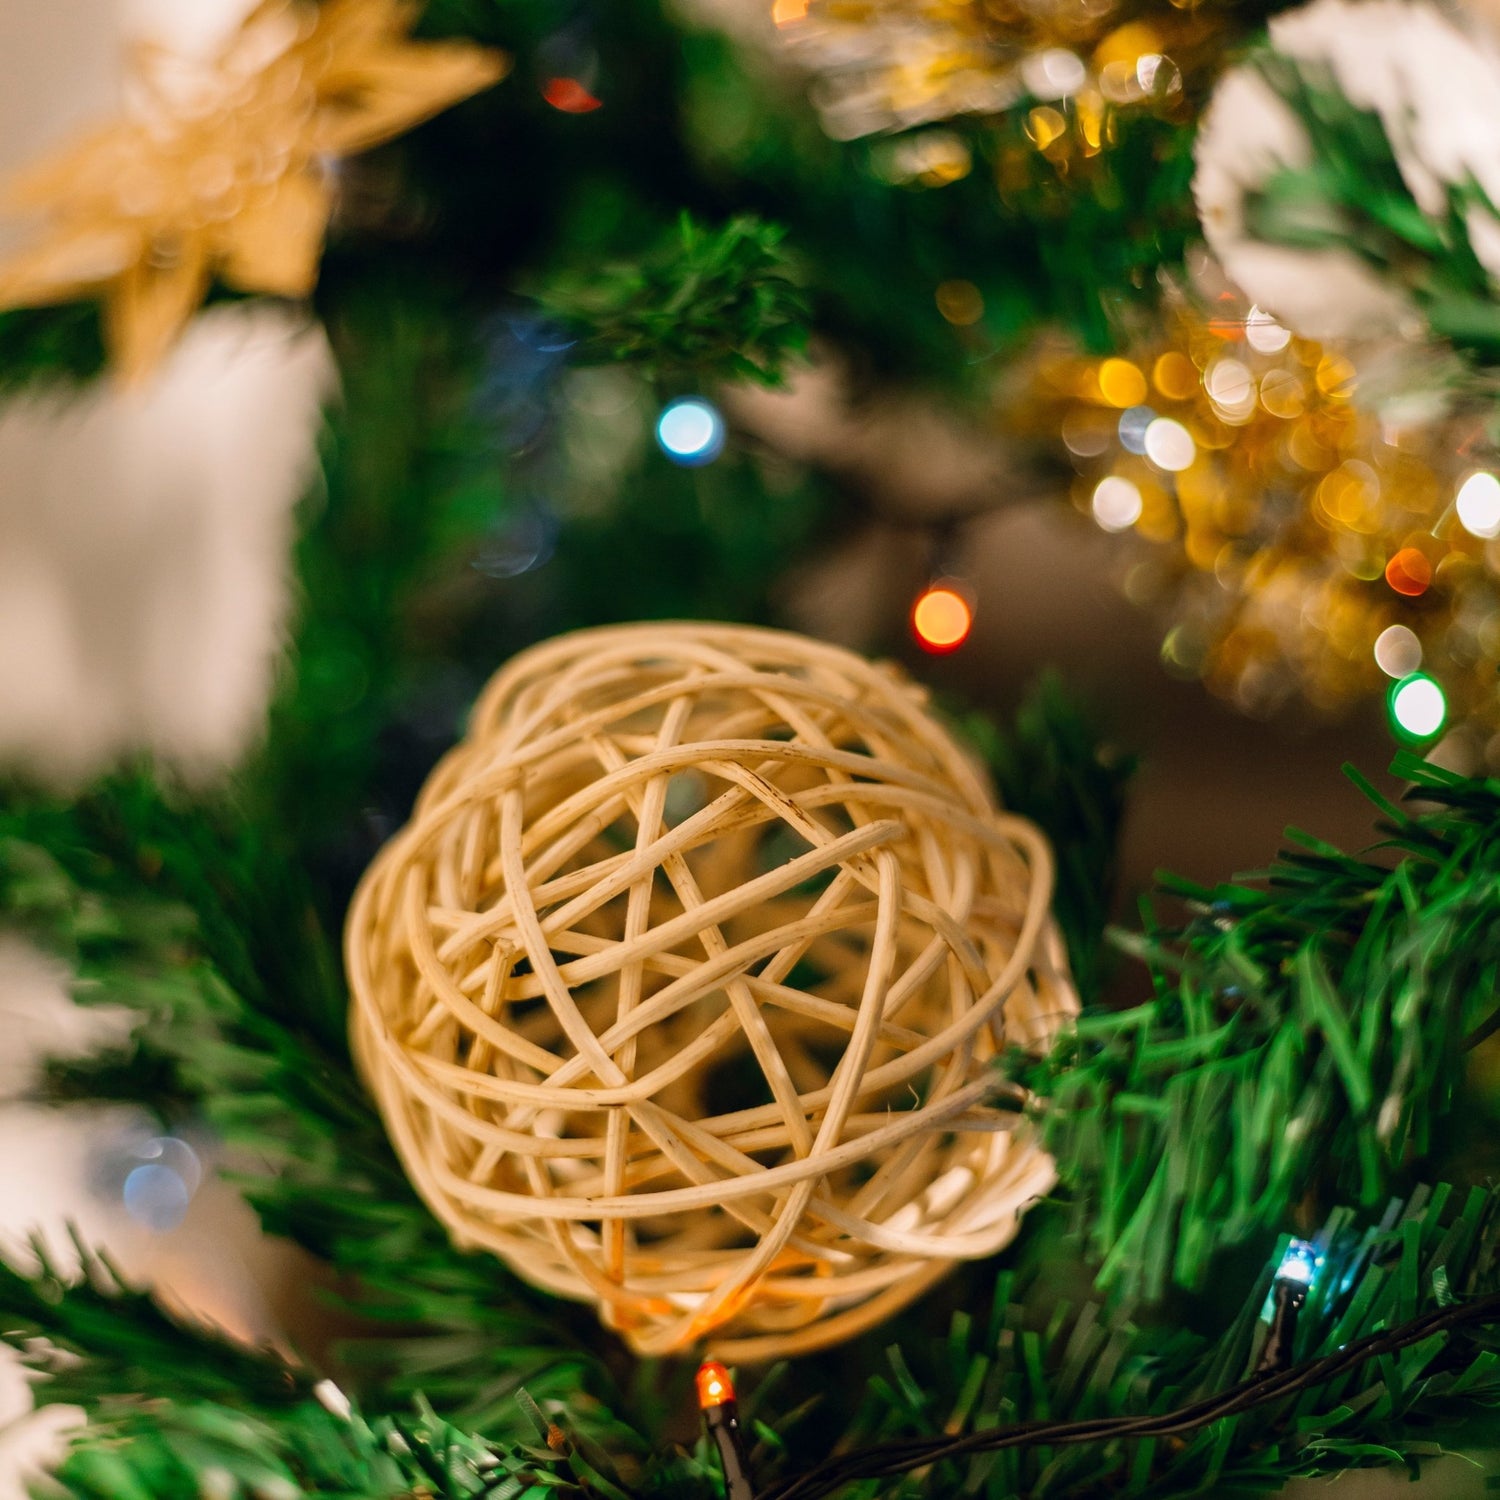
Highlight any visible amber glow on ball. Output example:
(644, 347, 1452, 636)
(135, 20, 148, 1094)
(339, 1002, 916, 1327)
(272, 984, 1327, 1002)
(911, 585, 974, 652)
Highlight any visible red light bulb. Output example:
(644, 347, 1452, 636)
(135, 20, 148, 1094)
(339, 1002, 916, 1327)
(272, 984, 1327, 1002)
(911, 582, 974, 654)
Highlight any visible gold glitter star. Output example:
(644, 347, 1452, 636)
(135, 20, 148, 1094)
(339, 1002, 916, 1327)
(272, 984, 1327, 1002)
(0, 0, 508, 381)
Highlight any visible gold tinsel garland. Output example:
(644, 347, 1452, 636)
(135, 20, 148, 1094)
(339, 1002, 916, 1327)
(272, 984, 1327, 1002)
(1025, 284, 1500, 751)
(772, 0, 1231, 185)
(0, 0, 507, 380)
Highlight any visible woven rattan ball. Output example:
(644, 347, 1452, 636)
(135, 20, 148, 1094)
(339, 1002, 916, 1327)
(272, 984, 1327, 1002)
(346, 622, 1076, 1361)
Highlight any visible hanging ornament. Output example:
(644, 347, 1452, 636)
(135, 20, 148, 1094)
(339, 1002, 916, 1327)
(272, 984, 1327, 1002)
(1024, 277, 1500, 753)
(0, 0, 508, 381)
(773, 0, 1229, 181)
(346, 622, 1074, 1360)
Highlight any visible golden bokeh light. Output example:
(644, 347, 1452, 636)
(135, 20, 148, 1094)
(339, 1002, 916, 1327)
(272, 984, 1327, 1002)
(776, 0, 1224, 186)
(1020, 281, 1500, 744)
(1098, 358, 1148, 408)
(936, 279, 985, 326)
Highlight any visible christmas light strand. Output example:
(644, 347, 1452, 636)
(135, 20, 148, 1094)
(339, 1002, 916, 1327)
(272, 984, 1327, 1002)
(758, 1286, 1500, 1500)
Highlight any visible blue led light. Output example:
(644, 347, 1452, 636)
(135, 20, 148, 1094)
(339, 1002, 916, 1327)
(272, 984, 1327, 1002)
(118, 1135, 202, 1232)
(123, 1163, 192, 1231)
(1275, 1238, 1321, 1288)
(656, 398, 725, 466)
(1117, 404, 1156, 456)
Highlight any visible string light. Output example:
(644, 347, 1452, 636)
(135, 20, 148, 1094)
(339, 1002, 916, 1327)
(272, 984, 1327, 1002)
(542, 77, 603, 112)
(1117, 405, 1154, 454)
(1389, 673, 1447, 742)
(112, 1133, 203, 1232)
(935, 280, 984, 326)
(1142, 416, 1195, 471)
(1456, 471, 1500, 538)
(696, 1360, 733, 1408)
(697, 1361, 753, 1500)
(1098, 358, 1148, 408)
(1023, 48, 1088, 99)
(911, 581, 974, 653)
(1244, 306, 1292, 354)
(1384, 547, 1432, 598)
(877, 131, 972, 186)
(1092, 475, 1142, 532)
(1372, 624, 1422, 679)
(1255, 1238, 1321, 1376)
(1274, 1239, 1321, 1289)
(758, 1288, 1500, 1500)
(656, 398, 725, 466)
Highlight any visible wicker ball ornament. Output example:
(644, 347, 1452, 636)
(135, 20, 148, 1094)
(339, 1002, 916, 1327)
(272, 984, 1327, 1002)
(347, 623, 1076, 1360)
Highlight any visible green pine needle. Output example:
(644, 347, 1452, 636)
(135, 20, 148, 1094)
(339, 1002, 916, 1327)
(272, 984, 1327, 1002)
(0, 785, 624, 1440)
(538, 213, 810, 387)
(13, 1183, 1500, 1500)
(1246, 53, 1500, 370)
(0, 1229, 305, 1416)
(1016, 755, 1500, 1302)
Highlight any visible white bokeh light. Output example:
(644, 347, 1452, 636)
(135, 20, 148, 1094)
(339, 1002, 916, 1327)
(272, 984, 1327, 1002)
(656, 398, 725, 466)
(1456, 471, 1500, 538)
(1144, 417, 1196, 472)
(1244, 306, 1292, 354)
(1021, 48, 1086, 100)
(1205, 357, 1256, 420)
(1118, 405, 1155, 454)
(1091, 475, 1143, 532)
(1373, 623, 1422, 679)
(1391, 674, 1447, 740)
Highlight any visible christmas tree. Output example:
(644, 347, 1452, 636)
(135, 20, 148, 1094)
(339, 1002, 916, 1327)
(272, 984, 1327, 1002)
(4, 0, 1500, 1496)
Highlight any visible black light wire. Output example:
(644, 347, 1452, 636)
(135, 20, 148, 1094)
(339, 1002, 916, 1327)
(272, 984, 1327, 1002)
(755, 1289, 1500, 1500)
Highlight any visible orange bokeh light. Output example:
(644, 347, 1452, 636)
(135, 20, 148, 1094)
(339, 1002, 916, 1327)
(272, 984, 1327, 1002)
(772, 0, 810, 21)
(543, 77, 603, 113)
(696, 1359, 735, 1409)
(1385, 547, 1432, 597)
(911, 585, 974, 653)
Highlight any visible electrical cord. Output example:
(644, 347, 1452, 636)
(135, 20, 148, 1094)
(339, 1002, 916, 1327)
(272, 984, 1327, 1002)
(755, 1288, 1500, 1500)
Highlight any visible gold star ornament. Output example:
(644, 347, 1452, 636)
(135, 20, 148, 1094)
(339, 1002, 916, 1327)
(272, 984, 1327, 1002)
(0, 0, 509, 381)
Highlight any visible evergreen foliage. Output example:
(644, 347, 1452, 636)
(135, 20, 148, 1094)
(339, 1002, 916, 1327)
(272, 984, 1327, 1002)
(11, 1160, 1500, 1497)
(0, 1232, 305, 1416)
(1249, 55, 1500, 370)
(962, 678, 1138, 1006)
(10, 727, 1500, 1496)
(1018, 755, 1500, 1304)
(5, 2, 1500, 1496)
(0, 784, 625, 1440)
(540, 215, 809, 386)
